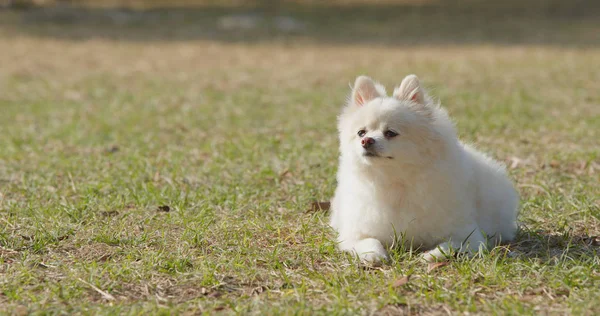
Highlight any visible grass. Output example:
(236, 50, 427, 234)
(1, 0, 599, 314)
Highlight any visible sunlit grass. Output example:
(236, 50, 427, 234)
(1, 1, 599, 314)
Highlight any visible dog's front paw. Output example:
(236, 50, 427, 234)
(358, 249, 389, 265)
(421, 249, 443, 262)
(353, 238, 389, 265)
(421, 243, 454, 262)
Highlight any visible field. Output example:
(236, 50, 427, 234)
(1, 0, 599, 314)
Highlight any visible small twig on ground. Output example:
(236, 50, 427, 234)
(77, 278, 115, 301)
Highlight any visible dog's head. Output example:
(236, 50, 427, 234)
(338, 75, 452, 168)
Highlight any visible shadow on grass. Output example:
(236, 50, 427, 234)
(1, 0, 599, 46)
(511, 229, 600, 262)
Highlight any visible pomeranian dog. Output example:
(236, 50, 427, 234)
(330, 75, 519, 263)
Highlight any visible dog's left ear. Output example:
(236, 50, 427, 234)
(351, 76, 382, 106)
(393, 74, 425, 105)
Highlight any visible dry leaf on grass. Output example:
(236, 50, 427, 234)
(278, 169, 291, 180)
(307, 201, 330, 213)
(427, 261, 449, 273)
(101, 210, 119, 217)
(392, 275, 411, 288)
(157, 205, 171, 212)
(105, 145, 120, 154)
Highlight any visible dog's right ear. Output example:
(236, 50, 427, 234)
(351, 76, 381, 106)
(393, 74, 425, 105)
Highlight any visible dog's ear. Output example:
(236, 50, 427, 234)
(393, 74, 425, 105)
(351, 76, 381, 106)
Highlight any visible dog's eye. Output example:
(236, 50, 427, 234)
(384, 130, 398, 138)
(357, 129, 366, 137)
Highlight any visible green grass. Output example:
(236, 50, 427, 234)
(1, 1, 599, 314)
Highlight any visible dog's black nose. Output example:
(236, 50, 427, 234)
(361, 137, 375, 148)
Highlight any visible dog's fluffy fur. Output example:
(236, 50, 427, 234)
(330, 75, 519, 263)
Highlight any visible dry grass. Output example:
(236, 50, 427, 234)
(1, 0, 599, 314)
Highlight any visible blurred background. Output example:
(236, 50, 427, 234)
(1, 0, 598, 45)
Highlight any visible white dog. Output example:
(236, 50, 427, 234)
(330, 75, 519, 263)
